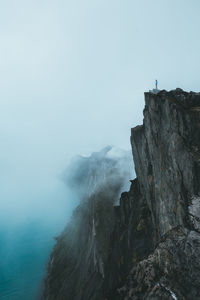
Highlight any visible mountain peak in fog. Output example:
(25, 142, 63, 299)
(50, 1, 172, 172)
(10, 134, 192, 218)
(61, 146, 134, 200)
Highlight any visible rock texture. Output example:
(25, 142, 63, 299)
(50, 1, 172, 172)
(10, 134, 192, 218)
(44, 146, 133, 300)
(44, 89, 200, 300)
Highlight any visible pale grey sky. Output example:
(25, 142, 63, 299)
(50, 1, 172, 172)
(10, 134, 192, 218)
(0, 0, 199, 222)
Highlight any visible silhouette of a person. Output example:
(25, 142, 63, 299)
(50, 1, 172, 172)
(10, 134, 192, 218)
(155, 79, 158, 90)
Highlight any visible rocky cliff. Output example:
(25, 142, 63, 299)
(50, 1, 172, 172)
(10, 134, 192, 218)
(44, 89, 200, 300)
(44, 146, 133, 300)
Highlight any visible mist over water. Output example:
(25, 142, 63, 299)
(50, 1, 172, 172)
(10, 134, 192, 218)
(0, 174, 80, 299)
(0, 0, 200, 299)
(0, 146, 133, 299)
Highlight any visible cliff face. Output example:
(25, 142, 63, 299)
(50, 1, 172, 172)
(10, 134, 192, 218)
(121, 89, 200, 299)
(44, 147, 133, 300)
(132, 89, 200, 238)
(44, 89, 200, 300)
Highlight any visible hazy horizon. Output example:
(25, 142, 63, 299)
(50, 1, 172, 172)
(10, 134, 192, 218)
(1, 0, 200, 220)
(0, 1, 200, 298)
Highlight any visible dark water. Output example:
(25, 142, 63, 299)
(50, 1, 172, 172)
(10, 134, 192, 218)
(0, 182, 78, 300)
(0, 222, 55, 300)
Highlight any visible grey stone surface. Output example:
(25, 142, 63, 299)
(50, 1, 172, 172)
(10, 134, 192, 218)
(43, 147, 132, 300)
(44, 89, 200, 300)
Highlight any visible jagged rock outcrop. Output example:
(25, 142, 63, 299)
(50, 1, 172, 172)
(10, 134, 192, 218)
(44, 89, 200, 300)
(44, 146, 133, 300)
(120, 89, 200, 299)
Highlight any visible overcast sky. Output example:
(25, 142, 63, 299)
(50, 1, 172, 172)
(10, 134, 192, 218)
(0, 0, 200, 222)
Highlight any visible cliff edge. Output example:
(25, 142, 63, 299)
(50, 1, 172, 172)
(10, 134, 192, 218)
(44, 89, 200, 300)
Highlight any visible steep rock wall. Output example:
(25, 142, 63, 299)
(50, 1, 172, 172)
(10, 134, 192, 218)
(44, 89, 200, 300)
(44, 147, 133, 300)
(131, 89, 200, 238)
(122, 89, 200, 299)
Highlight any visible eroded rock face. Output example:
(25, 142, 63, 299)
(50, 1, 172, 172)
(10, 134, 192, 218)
(122, 89, 200, 299)
(120, 227, 200, 299)
(43, 147, 133, 300)
(102, 179, 154, 299)
(131, 89, 200, 238)
(44, 89, 200, 300)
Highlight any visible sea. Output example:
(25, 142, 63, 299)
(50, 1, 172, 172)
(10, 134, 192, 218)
(0, 180, 78, 300)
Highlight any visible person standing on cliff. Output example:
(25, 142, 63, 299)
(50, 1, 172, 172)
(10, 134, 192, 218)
(155, 79, 158, 90)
